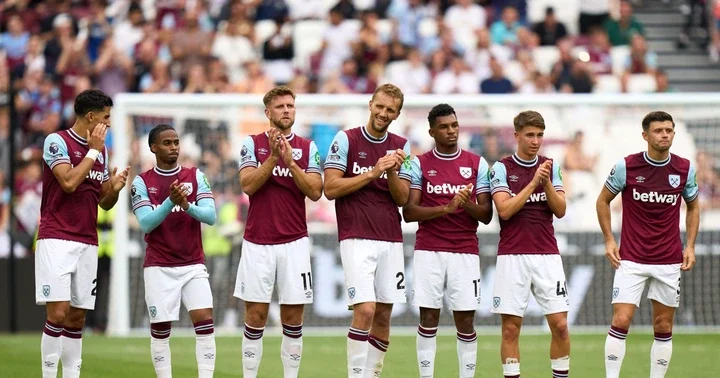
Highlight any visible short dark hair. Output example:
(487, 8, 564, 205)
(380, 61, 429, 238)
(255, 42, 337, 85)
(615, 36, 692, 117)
(148, 124, 175, 147)
(513, 110, 546, 132)
(74, 89, 113, 117)
(427, 103, 456, 127)
(642, 111, 675, 132)
(263, 86, 296, 107)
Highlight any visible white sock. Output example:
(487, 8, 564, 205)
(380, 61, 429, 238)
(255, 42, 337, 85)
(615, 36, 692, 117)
(41, 321, 63, 378)
(605, 326, 627, 378)
(243, 323, 265, 378)
(281, 324, 303, 378)
(650, 332, 673, 378)
(347, 327, 369, 377)
(366, 335, 389, 377)
(502, 358, 520, 377)
(194, 319, 216, 378)
(456, 331, 478, 378)
(61, 326, 84, 378)
(150, 323, 172, 378)
(551, 356, 569, 378)
(416, 325, 438, 378)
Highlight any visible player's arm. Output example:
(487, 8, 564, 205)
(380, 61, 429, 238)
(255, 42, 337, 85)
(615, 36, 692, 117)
(682, 163, 700, 271)
(323, 130, 374, 200)
(386, 142, 413, 206)
(285, 140, 323, 201)
(542, 160, 566, 218)
(461, 158, 493, 224)
(597, 159, 626, 268)
(491, 161, 545, 220)
(44, 129, 104, 193)
(238, 135, 278, 196)
(182, 170, 217, 225)
(99, 150, 131, 210)
(131, 176, 174, 234)
(403, 157, 453, 221)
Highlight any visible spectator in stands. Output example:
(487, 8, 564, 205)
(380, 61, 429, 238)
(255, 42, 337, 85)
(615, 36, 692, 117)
(0, 106, 9, 175)
(480, 56, 514, 93)
(1, 14, 31, 70)
(551, 39, 576, 89)
(12, 35, 46, 81)
(386, 48, 432, 94)
(82, 0, 112, 64)
(476, 128, 512, 165)
(621, 34, 657, 91)
(339, 58, 375, 93)
(352, 25, 383, 76)
(334, 0, 357, 19)
(519, 71, 556, 94)
(113, 4, 146, 57)
(140, 60, 180, 93)
(655, 69, 676, 92)
(211, 17, 257, 84)
(562, 60, 595, 93)
(92, 39, 134, 98)
(422, 24, 465, 57)
(444, 0, 487, 43)
(319, 7, 357, 78)
(388, 0, 429, 47)
(696, 150, 720, 209)
(491, 0, 528, 24)
(532, 7, 568, 47)
(587, 27, 613, 75)
(171, 9, 213, 76)
(465, 28, 513, 82)
(490, 6, 522, 46)
(254, 0, 290, 21)
(288, 0, 327, 20)
(563, 131, 597, 172)
(234, 60, 274, 93)
(512, 26, 540, 57)
(604, 0, 645, 46)
(43, 13, 75, 76)
(579, 0, 611, 35)
(262, 18, 295, 85)
(433, 53, 480, 94)
(710, 0, 720, 62)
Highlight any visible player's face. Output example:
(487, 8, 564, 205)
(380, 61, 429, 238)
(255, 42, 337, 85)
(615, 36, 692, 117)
(88, 106, 112, 130)
(515, 125, 544, 157)
(151, 130, 180, 164)
(643, 121, 674, 152)
(265, 95, 296, 131)
(429, 114, 459, 148)
(368, 92, 401, 134)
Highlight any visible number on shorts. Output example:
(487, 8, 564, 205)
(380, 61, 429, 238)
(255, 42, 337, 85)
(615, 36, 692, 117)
(91, 279, 97, 296)
(556, 280, 568, 297)
(301, 272, 313, 290)
(396, 272, 405, 290)
(677, 277, 681, 295)
(473, 279, 480, 297)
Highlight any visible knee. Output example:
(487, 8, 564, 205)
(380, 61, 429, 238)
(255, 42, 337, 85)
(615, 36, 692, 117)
(502, 322, 520, 342)
(550, 318, 569, 341)
(245, 306, 268, 328)
(280, 305, 304, 325)
(353, 303, 376, 325)
(65, 310, 86, 329)
(653, 316, 673, 334)
(612, 312, 633, 330)
(420, 310, 440, 328)
(47, 308, 68, 325)
(372, 305, 392, 329)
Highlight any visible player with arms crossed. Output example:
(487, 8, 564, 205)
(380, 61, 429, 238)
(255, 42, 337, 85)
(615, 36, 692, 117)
(235, 86, 323, 378)
(489, 111, 570, 378)
(324, 83, 412, 378)
(597, 111, 699, 378)
(131, 124, 218, 378)
(37, 89, 129, 378)
(403, 104, 493, 378)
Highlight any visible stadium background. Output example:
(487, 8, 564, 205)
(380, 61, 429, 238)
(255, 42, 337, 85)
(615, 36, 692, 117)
(1, 0, 720, 376)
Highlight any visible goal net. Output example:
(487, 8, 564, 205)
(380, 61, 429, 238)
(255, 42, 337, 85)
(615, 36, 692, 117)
(107, 93, 720, 336)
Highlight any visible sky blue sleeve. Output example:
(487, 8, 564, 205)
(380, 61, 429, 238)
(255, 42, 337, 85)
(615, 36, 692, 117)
(102, 149, 110, 182)
(476, 157, 491, 194)
(409, 157, 422, 190)
(131, 176, 174, 234)
(604, 159, 627, 195)
(683, 162, 699, 202)
(490, 162, 510, 194)
(187, 169, 216, 225)
(195, 169, 214, 202)
(324, 130, 349, 172)
(551, 160, 564, 191)
(398, 140, 412, 181)
(307, 141, 322, 174)
(43, 133, 70, 170)
(239, 136, 257, 171)
(131, 176, 151, 211)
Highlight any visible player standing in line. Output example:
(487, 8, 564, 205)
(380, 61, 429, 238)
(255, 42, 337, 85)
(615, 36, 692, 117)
(403, 104, 493, 378)
(489, 111, 570, 378)
(36, 89, 130, 378)
(131, 124, 218, 378)
(597, 111, 699, 378)
(235, 86, 323, 378)
(324, 83, 412, 378)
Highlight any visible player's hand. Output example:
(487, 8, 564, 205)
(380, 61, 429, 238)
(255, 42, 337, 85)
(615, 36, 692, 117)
(169, 180, 190, 208)
(604, 239, 621, 269)
(532, 160, 551, 187)
(268, 128, 282, 159)
(109, 166, 130, 192)
(87, 123, 108, 151)
(278, 136, 295, 167)
(540, 160, 554, 188)
(681, 246, 696, 271)
(390, 149, 407, 171)
(370, 155, 397, 179)
(446, 184, 473, 214)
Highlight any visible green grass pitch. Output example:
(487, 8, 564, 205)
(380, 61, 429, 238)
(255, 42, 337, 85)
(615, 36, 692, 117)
(1, 333, 719, 377)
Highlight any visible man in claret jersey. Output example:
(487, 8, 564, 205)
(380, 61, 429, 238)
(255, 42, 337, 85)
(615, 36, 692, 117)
(235, 86, 323, 378)
(324, 83, 412, 378)
(403, 104, 493, 378)
(489, 110, 570, 378)
(597, 111, 699, 378)
(131, 124, 218, 378)
(36, 89, 129, 378)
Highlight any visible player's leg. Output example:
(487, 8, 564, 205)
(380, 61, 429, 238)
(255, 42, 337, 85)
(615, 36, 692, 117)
(606, 261, 647, 378)
(145, 266, 184, 378)
(276, 237, 314, 378)
(447, 252, 482, 378)
(183, 265, 216, 378)
(340, 239, 380, 378)
(647, 264, 682, 378)
(412, 250, 445, 378)
(491, 255, 532, 378)
(234, 239, 276, 378)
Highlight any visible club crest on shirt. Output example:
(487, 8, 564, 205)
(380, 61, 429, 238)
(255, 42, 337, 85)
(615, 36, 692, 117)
(180, 182, 193, 194)
(97, 151, 104, 164)
(460, 166, 472, 179)
(292, 148, 302, 160)
(668, 174, 680, 188)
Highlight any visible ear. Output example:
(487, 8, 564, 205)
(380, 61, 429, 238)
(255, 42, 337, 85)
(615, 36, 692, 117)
(641, 131, 648, 142)
(428, 127, 434, 138)
(264, 108, 270, 120)
(368, 100, 373, 111)
(150, 144, 156, 154)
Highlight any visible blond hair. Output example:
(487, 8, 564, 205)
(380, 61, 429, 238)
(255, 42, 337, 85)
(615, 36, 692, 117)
(371, 83, 405, 111)
(263, 86, 296, 107)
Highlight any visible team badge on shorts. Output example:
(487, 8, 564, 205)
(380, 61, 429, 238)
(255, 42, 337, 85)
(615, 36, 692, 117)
(493, 296, 501, 308)
(149, 306, 157, 318)
(612, 287, 619, 299)
(460, 167, 472, 179)
(42, 285, 50, 297)
(668, 174, 680, 188)
(348, 287, 356, 299)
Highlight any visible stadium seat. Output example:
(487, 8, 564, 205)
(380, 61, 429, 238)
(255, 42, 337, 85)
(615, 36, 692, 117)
(418, 18, 439, 39)
(254, 19, 278, 46)
(292, 20, 328, 71)
(593, 74, 622, 93)
(626, 74, 657, 93)
(503, 60, 526, 86)
(610, 45, 630, 76)
(532, 46, 560, 75)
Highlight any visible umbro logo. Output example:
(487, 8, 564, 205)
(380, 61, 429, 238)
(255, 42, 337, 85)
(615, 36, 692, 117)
(44, 361, 55, 367)
(291, 354, 301, 361)
(465, 363, 476, 370)
(154, 356, 165, 362)
(353, 368, 363, 374)
(204, 353, 215, 359)
(244, 351, 256, 358)
(420, 360, 431, 367)
(657, 359, 668, 366)
(607, 354, 618, 361)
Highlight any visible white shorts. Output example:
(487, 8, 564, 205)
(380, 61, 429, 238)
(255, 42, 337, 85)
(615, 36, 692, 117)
(234, 237, 313, 305)
(491, 254, 570, 317)
(611, 260, 682, 308)
(340, 238, 406, 306)
(412, 251, 481, 311)
(144, 264, 213, 323)
(35, 239, 98, 310)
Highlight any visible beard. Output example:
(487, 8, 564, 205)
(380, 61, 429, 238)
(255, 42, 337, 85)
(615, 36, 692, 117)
(272, 117, 294, 130)
(372, 119, 389, 134)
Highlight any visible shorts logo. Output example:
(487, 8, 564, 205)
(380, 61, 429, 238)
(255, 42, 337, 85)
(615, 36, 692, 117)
(241, 282, 245, 294)
(612, 287, 619, 299)
(459, 167, 472, 179)
(292, 148, 302, 160)
(668, 174, 680, 188)
(348, 287, 356, 299)
(305, 291, 313, 299)
(149, 306, 157, 318)
(493, 296, 501, 308)
(42, 285, 50, 297)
